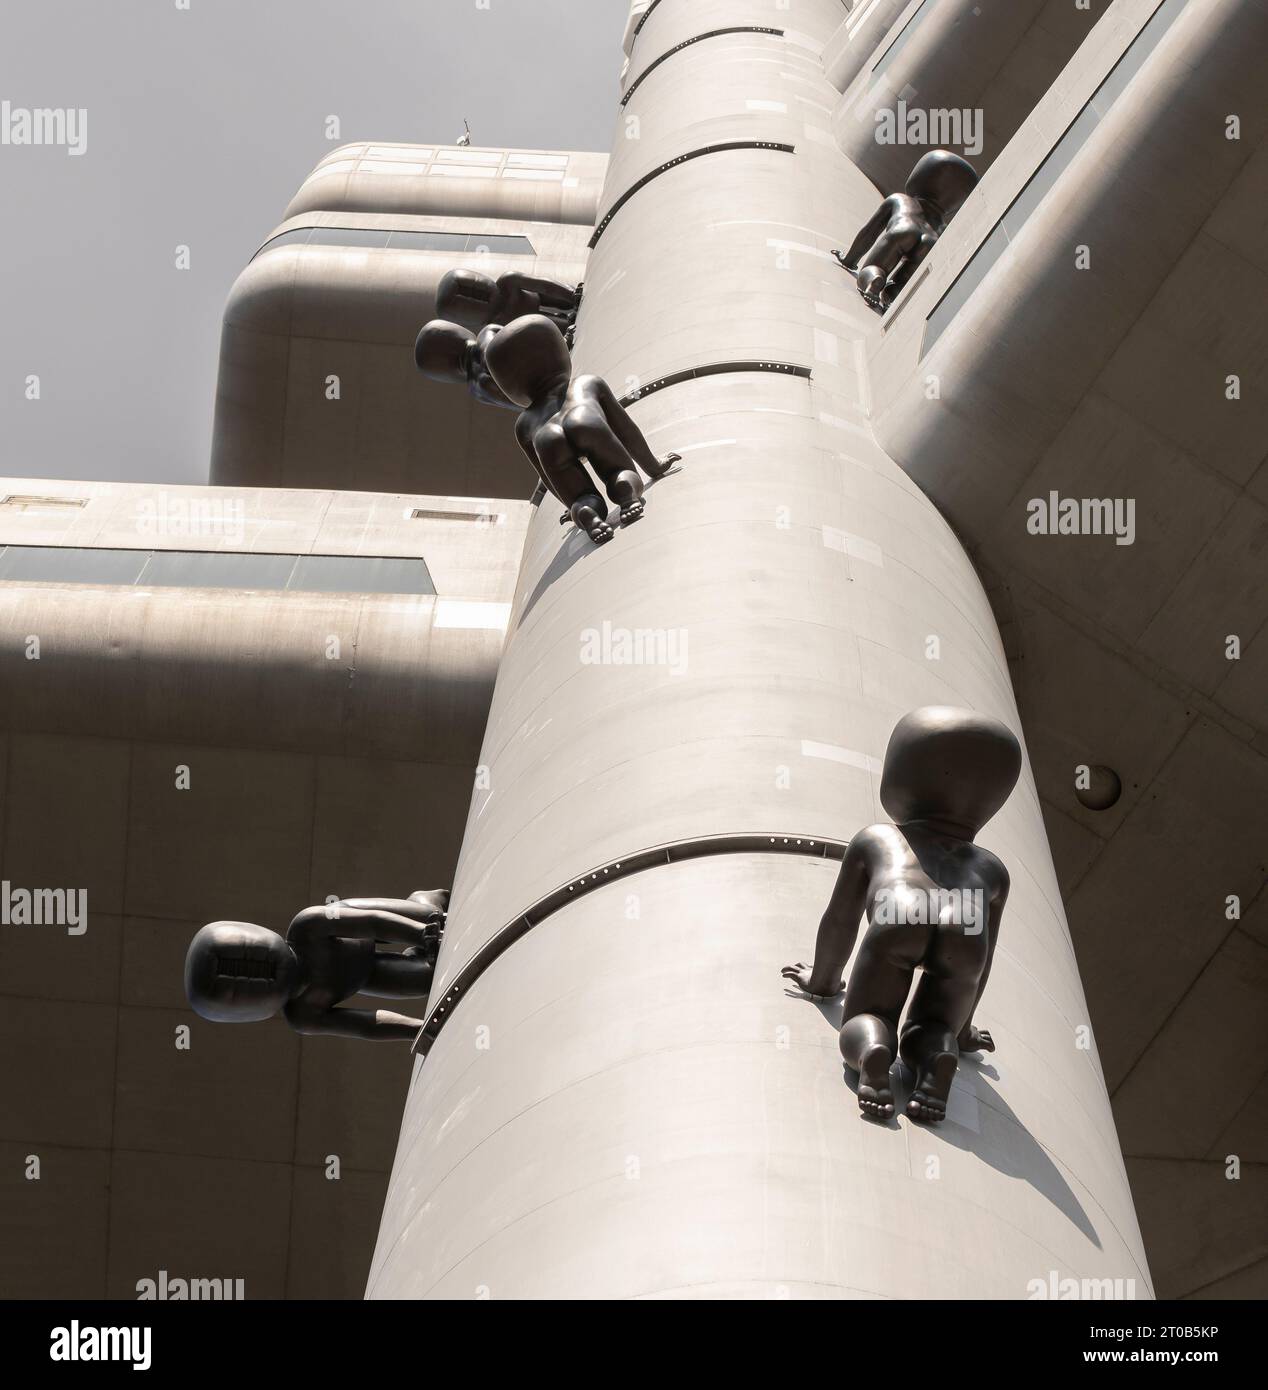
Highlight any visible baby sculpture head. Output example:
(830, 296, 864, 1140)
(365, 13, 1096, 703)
(483, 313, 572, 407)
(904, 150, 979, 223)
(184, 921, 300, 1024)
(415, 319, 474, 385)
(879, 706, 1021, 840)
(436, 268, 497, 330)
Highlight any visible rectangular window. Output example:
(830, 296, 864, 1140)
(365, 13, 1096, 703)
(0, 546, 435, 596)
(360, 160, 442, 177)
(139, 550, 298, 590)
(385, 230, 460, 251)
(430, 164, 498, 179)
(288, 554, 433, 595)
(435, 149, 503, 165)
(501, 168, 566, 182)
(464, 233, 536, 254)
(363, 146, 433, 161)
(255, 227, 534, 261)
(306, 227, 391, 248)
(0, 545, 149, 585)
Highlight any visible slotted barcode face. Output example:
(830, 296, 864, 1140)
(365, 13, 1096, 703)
(214, 955, 276, 982)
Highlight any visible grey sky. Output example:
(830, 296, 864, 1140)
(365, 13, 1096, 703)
(0, 0, 629, 485)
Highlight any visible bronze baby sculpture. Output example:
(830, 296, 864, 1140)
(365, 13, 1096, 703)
(832, 149, 979, 312)
(483, 313, 680, 546)
(415, 318, 515, 410)
(783, 707, 1020, 1122)
(437, 267, 582, 341)
(185, 890, 448, 1042)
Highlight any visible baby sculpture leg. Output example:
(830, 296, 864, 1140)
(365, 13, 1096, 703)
(560, 395, 647, 526)
(533, 419, 614, 545)
(899, 964, 983, 1122)
(839, 939, 919, 1121)
(586, 376, 681, 481)
(854, 228, 908, 309)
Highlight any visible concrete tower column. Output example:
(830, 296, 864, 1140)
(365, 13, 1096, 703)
(368, 0, 1152, 1299)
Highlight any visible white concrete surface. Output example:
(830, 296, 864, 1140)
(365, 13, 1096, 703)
(369, 0, 1152, 1299)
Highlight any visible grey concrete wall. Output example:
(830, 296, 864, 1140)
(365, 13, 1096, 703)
(823, 0, 916, 97)
(831, 0, 1113, 187)
(284, 144, 609, 225)
(210, 212, 592, 496)
(369, 0, 1151, 1299)
(0, 480, 525, 1297)
(860, 0, 1268, 1296)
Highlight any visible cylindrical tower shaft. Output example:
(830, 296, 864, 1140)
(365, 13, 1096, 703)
(369, 0, 1151, 1299)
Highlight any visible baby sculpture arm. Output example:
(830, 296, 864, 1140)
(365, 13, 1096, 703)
(581, 375, 680, 483)
(468, 326, 515, 408)
(284, 896, 445, 1041)
(956, 866, 1008, 1054)
(287, 1002, 424, 1042)
(186, 891, 449, 1043)
(781, 834, 875, 998)
(482, 314, 681, 546)
(415, 319, 515, 410)
(437, 268, 580, 334)
(495, 272, 580, 328)
(286, 902, 437, 951)
(833, 200, 893, 274)
(834, 152, 979, 312)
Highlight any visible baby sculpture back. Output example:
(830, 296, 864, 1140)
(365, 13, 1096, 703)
(783, 707, 1021, 1123)
(483, 314, 680, 546)
(833, 149, 979, 311)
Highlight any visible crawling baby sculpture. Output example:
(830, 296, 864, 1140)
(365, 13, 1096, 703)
(185, 890, 448, 1042)
(782, 707, 1020, 1122)
(437, 268, 581, 338)
(483, 313, 680, 545)
(415, 318, 515, 410)
(832, 149, 978, 312)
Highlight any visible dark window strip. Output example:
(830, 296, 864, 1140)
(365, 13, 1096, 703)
(589, 141, 795, 247)
(252, 227, 535, 261)
(871, 0, 936, 79)
(621, 28, 785, 106)
(631, 0, 664, 43)
(414, 832, 848, 1056)
(919, 0, 1185, 359)
(619, 360, 811, 407)
(0, 545, 435, 597)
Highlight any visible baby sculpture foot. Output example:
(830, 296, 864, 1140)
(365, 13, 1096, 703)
(606, 469, 645, 529)
(857, 1042, 895, 1121)
(643, 452, 682, 480)
(906, 1050, 958, 1123)
(571, 496, 613, 546)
